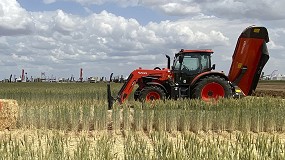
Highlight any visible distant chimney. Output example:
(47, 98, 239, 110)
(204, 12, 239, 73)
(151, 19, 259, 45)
(21, 69, 24, 81)
(80, 68, 83, 82)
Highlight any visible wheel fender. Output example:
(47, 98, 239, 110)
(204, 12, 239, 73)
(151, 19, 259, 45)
(146, 82, 168, 94)
(190, 71, 229, 86)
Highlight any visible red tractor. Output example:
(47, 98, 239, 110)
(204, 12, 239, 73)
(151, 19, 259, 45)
(107, 26, 269, 109)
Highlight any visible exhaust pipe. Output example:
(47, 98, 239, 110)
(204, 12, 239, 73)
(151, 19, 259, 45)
(107, 73, 114, 110)
(166, 55, 170, 69)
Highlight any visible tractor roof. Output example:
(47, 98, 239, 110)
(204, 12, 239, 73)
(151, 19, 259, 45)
(179, 49, 213, 53)
(175, 49, 213, 57)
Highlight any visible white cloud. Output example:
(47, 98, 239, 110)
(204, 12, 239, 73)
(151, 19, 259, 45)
(267, 28, 285, 51)
(54, 0, 285, 20)
(268, 40, 284, 50)
(53, 10, 83, 33)
(43, 0, 56, 4)
(1, 5, 233, 78)
(158, 2, 201, 16)
(0, 0, 285, 79)
(0, 0, 34, 36)
(11, 53, 34, 62)
(202, 0, 285, 20)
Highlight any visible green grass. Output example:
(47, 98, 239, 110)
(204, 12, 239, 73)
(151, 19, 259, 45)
(0, 82, 285, 132)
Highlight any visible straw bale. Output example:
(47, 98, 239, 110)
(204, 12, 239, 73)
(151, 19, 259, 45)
(0, 99, 19, 130)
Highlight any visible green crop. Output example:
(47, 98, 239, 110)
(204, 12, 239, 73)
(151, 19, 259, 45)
(0, 82, 284, 159)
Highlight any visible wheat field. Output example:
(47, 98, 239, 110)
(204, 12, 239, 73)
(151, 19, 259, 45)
(0, 82, 285, 159)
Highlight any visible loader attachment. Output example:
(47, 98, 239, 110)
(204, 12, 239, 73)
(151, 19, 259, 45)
(228, 26, 269, 96)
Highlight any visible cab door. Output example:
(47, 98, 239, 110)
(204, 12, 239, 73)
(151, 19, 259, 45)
(179, 55, 201, 84)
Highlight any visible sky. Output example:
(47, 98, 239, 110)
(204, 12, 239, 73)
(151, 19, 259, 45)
(0, 0, 285, 80)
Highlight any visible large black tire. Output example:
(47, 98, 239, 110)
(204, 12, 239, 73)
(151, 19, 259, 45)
(139, 86, 166, 102)
(134, 88, 141, 101)
(192, 75, 232, 101)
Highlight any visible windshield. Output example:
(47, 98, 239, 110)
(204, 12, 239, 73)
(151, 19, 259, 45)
(173, 54, 211, 73)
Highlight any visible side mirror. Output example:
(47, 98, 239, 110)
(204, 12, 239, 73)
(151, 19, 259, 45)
(212, 64, 216, 70)
(179, 56, 183, 64)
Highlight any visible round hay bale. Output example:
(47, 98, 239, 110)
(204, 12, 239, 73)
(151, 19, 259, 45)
(0, 99, 19, 130)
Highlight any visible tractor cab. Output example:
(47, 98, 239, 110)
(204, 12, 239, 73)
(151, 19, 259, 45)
(172, 49, 214, 85)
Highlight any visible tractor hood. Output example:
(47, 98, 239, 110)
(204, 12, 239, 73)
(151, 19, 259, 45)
(228, 26, 269, 96)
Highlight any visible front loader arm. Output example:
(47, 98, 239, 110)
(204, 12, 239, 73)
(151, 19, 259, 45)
(116, 72, 137, 104)
(107, 70, 143, 109)
(116, 69, 166, 104)
(107, 68, 171, 109)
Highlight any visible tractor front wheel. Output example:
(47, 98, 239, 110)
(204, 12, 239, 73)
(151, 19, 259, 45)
(139, 86, 166, 102)
(192, 75, 232, 101)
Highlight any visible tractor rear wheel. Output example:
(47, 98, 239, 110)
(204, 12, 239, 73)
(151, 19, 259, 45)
(139, 86, 166, 102)
(192, 75, 232, 101)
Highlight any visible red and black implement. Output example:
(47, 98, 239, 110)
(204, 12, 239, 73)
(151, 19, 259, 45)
(107, 26, 270, 109)
(228, 26, 269, 96)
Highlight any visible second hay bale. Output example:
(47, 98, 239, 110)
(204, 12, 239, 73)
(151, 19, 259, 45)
(0, 99, 19, 130)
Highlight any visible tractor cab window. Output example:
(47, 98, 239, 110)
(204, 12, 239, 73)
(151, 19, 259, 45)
(173, 54, 211, 74)
(173, 58, 181, 70)
(201, 55, 211, 70)
(181, 56, 199, 73)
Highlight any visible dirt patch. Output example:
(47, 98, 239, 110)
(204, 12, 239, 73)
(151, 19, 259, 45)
(254, 81, 285, 98)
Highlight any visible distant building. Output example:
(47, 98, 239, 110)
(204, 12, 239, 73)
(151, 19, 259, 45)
(271, 74, 285, 80)
(33, 78, 42, 82)
(88, 77, 98, 83)
(16, 77, 22, 82)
